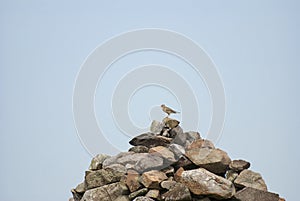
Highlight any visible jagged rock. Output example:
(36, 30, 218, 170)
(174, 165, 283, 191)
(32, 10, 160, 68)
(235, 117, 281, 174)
(133, 196, 155, 201)
(125, 169, 141, 192)
(226, 170, 239, 182)
(74, 182, 85, 193)
(234, 187, 279, 201)
(172, 155, 197, 170)
(175, 168, 235, 199)
(186, 139, 215, 150)
(161, 180, 177, 190)
(185, 131, 201, 145)
(85, 164, 126, 189)
(145, 189, 160, 199)
(134, 153, 164, 173)
(161, 166, 175, 177)
(150, 120, 165, 134)
(129, 188, 148, 200)
(168, 143, 185, 159)
(170, 126, 187, 146)
(149, 146, 176, 162)
(163, 117, 180, 129)
(234, 169, 267, 191)
(161, 183, 192, 201)
(129, 146, 149, 153)
(129, 133, 172, 148)
(185, 147, 231, 175)
(229, 159, 250, 173)
(89, 154, 111, 170)
(141, 170, 168, 188)
(71, 189, 83, 201)
(81, 182, 128, 201)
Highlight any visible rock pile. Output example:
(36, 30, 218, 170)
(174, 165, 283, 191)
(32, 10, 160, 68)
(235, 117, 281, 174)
(70, 119, 285, 201)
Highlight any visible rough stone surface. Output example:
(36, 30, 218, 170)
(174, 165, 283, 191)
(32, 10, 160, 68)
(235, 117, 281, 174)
(129, 146, 149, 153)
(85, 164, 126, 190)
(172, 155, 197, 170)
(129, 133, 172, 148)
(229, 159, 250, 173)
(168, 143, 185, 159)
(234, 169, 268, 191)
(149, 146, 176, 162)
(134, 154, 164, 173)
(185, 148, 231, 174)
(161, 180, 177, 190)
(186, 139, 215, 150)
(89, 154, 111, 170)
(226, 170, 239, 182)
(234, 187, 279, 201)
(163, 117, 180, 129)
(145, 189, 160, 199)
(150, 120, 165, 134)
(185, 131, 201, 144)
(81, 182, 128, 201)
(133, 196, 155, 201)
(129, 188, 148, 200)
(125, 169, 141, 192)
(74, 182, 85, 193)
(175, 168, 235, 199)
(141, 170, 168, 188)
(170, 126, 185, 145)
(162, 183, 192, 201)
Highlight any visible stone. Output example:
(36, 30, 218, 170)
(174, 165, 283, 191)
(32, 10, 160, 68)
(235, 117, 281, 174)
(125, 169, 141, 192)
(81, 182, 128, 201)
(145, 189, 160, 199)
(186, 139, 215, 150)
(149, 146, 176, 162)
(172, 155, 197, 170)
(74, 182, 85, 193)
(115, 196, 130, 201)
(85, 164, 126, 189)
(175, 168, 235, 199)
(129, 146, 149, 153)
(170, 126, 186, 146)
(133, 196, 155, 201)
(161, 180, 177, 190)
(133, 153, 164, 173)
(234, 169, 267, 191)
(185, 148, 231, 175)
(89, 154, 111, 170)
(150, 120, 165, 134)
(141, 170, 168, 188)
(163, 117, 180, 129)
(129, 133, 172, 148)
(226, 170, 239, 182)
(234, 187, 279, 201)
(168, 143, 185, 159)
(185, 131, 201, 143)
(161, 166, 175, 177)
(71, 189, 83, 201)
(161, 183, 192, 201)
(229, 159, 250, 173)
(129, 188, 148, 200)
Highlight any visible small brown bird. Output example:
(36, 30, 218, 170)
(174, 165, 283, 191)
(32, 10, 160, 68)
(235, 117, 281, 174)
(161, 104, 180, 116)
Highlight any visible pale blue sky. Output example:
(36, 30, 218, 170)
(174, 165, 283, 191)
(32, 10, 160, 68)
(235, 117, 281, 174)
(1, 0, 299, 200)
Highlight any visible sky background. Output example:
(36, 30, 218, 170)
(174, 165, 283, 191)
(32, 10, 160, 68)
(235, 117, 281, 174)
(1, 0, 299, 200)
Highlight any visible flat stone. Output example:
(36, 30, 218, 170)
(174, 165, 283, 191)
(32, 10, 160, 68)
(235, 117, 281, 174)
(133, 196, 155, 201)
(185, 148, 231, 175)
(175, 167, 235, 199)
(234, 169, 267, 191)
(150, 120, 165, 134)
(229, 159, 250, 172)
(145, 189, 160, 199)
(133, 153, 164, 173)
(129, 188, 148, 200)
(149, 146, 176, 162)
(234, 187, 279, 201)
(129, 133, 172, 148)
(85, 164, 126, 189)
(163, 117, 180, 129)
(129, 146, 149, 153)
(89, 154, 111, 170)
(81, 182, 128, 201)
(161, 183, 192, 201)
(125, 169, 141, 192)
(141, 170, 168, 189)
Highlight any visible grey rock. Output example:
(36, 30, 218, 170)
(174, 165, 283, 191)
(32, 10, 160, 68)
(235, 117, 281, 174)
(81, 182, 128, 201)
(175, 168, 235, 199)
(169, 143, 185, 159)
(129, 188, 148, 200)
(170, 126, 186, 146)
(133, 196, 155, 201)
(71, 188, 83, 201)
(149, 146, 176, 162)
(89, 154, 111, 170)
(161, 180, 177, 190)
(226, 170, 239, 182)
(172, 155, 197, 170)
(74, 182, 85, 193)
(133, 154, 164, 173)
(129, 133, 172, 148)
(234, 187, 279, 201)
(162, 183, 192, 201)
(150, 120, 165, 134)
(234, 169, 267, 191)
(129, 146, 149, 153)
(229, 159, 250, 173)
(185, 131, 201, 144)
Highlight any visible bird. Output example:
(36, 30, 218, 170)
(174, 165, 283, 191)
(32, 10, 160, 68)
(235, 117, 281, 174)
(161, 104, 180, 116)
